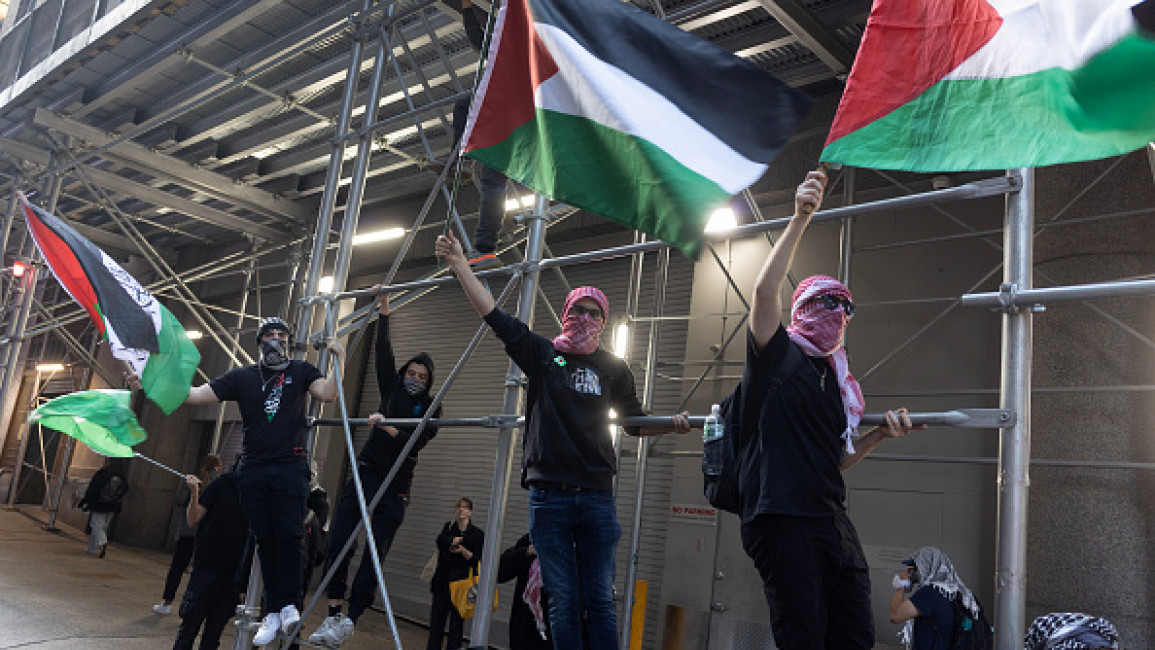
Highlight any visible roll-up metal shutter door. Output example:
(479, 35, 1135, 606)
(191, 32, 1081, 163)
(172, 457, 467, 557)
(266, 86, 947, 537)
(346, 241, 692, 649)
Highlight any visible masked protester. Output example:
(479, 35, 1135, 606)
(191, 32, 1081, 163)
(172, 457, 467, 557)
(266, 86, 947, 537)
(309, 288, 442, 647)
(720, 168, 925, 650)
(435, 232, 691, 650)
(132, 317, 344, 646)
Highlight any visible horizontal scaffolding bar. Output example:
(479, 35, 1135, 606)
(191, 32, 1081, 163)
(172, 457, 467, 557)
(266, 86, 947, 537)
(310, 174, 1020, 304)
(312, 408, 1014, 430)
(961, 277, 1155, 309)
(659, 451, 1155, 471)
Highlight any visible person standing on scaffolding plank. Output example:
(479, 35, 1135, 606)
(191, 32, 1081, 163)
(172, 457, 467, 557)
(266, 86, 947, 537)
(137, 317, 344, 647)
(434, 0, 510, 272)
(732, 167, 923, 649)
(308, 287, 442, 648)
(436, 231, 692, 650)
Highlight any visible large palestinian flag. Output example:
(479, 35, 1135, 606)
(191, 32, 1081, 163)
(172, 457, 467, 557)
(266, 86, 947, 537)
(822, 0, 1155, 172)
(19, 194, 199, 414)
(461, 0, 812, 259)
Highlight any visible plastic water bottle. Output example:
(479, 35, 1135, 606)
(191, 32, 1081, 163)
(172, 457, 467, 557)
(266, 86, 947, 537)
(702, 404, 724, 476)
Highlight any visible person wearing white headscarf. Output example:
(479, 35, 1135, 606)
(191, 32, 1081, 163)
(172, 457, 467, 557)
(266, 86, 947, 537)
(890, 547, 982, 649)
(1024, 612, 1119, 650)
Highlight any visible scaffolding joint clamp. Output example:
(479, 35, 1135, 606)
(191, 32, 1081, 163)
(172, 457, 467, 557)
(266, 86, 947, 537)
(482, 414, 520, 429)
(996, 282, 1020, 314)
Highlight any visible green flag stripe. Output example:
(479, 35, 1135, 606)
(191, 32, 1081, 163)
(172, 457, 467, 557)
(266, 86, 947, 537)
(469, 108, 730, 259)
(139, 306, 200, 415)
(823, 33, 1155, 172)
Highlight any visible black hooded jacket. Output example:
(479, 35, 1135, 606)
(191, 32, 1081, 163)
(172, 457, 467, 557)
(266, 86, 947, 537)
(356, 313, 441, 494)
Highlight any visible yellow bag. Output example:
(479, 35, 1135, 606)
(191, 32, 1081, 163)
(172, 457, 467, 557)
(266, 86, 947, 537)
(448, 566, 498, 620)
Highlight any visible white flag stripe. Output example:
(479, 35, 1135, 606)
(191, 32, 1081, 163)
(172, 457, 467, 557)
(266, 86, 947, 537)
(946, 0, 1140, 80)
(533, 23, 765, 195)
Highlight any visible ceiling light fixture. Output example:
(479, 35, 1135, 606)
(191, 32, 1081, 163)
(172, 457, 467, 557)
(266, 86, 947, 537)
(353, 228, 405, 246)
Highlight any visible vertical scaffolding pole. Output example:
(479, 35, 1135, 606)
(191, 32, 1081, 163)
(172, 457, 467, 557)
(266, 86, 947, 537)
(45, 329, 100, 529)
(211, 254, 257, 453)
(994, 168, 1033, 650)
(621, 247, 669, 650)
(291, 0, 374, 358)
(838, 166, 855, 287)
(0, 170, 62, 461)
(470, 195, 548, 648)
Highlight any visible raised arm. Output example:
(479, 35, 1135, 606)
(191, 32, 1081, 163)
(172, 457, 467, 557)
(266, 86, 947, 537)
(308, 338, 346, 402)
(436, 231, 495, 317)
(750, 168, 828, 350)
(185, 475, 207, 526)
(185, 383, 221, 405)
(373, 286, 399, 396)
(841, 408, 925, 471)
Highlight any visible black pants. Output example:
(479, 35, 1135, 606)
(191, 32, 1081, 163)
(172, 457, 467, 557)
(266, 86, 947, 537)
(325, 467, 408, 622)
(426, 583, 465, 650)
(740, 511, 874, 650)
(235, 461, 309, 612)
(172, 569, 237, 650)
(164, 536, 196, 601)
(451, 96, 507, 255)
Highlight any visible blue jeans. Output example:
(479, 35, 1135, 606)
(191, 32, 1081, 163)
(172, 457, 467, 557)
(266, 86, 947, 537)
(528, 486, 621, 650)
(235, 460, 309, 612)
(325, 466, 408, 622)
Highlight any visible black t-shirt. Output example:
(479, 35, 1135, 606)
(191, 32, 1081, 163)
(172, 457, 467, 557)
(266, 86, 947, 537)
(209, 360, 323, 464)
(737, 325, 847, 522)
(911, 587, 955, 650)
(484, 308, 645, 492)
(193, 473, 249, 574)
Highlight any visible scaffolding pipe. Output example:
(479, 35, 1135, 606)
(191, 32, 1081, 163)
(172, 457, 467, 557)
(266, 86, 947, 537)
(471, 197, 548, 647)
(995, 168, 1034, 650)
(211, 255, 257, 453)
(838, 166, 855, 287)
(291, 0, 373, 363)
(317, 175, 1020, 304)
(45, 329, 101, 529)
(292, 275, 522, 644)
(622, 246, 669, 650)
(963, 276, 1155, 308)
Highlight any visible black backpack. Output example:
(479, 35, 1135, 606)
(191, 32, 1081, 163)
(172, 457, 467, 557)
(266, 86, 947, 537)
(941, 593, 994, 650)
(703, 343, 803, 514)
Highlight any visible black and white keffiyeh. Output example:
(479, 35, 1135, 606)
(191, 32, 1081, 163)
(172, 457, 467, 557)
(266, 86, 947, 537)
(899, 547, 979, 649)
(1024, 612, 1119, 650)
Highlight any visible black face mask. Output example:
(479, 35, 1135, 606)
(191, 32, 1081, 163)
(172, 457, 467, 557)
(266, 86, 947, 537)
(259, 338, 290, 370)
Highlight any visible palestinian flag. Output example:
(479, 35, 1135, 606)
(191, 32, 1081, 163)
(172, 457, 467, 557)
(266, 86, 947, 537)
(822, 0, 1155, 172)
(462, 0, 812, 259)
(19, 194, 200, 414)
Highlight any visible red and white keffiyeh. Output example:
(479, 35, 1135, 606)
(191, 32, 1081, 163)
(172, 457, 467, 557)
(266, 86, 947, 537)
(522, 558, 548, 640)
(786, 275, 865, 454)
(552, 286, 609, 355)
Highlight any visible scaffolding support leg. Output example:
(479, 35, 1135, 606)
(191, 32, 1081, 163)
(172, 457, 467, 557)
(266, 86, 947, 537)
(470, 197, 548, 648)
(290, 276, 523, 645)
(621, 247, 669, 650)
(994, 168, 1033, 650)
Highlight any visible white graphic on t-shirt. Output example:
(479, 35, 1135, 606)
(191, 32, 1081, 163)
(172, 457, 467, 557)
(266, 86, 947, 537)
(568, 366, 602, 396)
(264, 374, 285, 421)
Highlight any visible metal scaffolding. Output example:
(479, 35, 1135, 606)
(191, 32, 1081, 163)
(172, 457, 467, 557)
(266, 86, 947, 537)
(3, 1, 1155, 649)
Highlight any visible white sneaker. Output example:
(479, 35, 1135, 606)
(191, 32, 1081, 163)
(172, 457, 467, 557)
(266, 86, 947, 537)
(279, 604, 301, 635)
(252, 612, 281, 646)
(152, 603, 171, 615)
(308, 614, 355, 647)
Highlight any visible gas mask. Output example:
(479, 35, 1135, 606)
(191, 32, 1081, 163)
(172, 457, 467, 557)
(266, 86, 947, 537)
(259, 337, 290, 371)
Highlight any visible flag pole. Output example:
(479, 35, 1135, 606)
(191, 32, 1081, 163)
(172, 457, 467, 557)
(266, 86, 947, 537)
(133, 452, 185, 479)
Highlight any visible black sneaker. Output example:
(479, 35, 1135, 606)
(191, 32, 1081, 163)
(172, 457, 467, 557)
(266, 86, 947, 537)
(467, 253, 503, 271)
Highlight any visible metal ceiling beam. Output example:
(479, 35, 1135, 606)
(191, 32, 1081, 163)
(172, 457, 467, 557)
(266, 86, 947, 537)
(0, 135, 179, 259)
(753, 0, 855, 72)
(1, 133, 288, 243)
(167, 14, 461, 155)
(69, 0, 292, 119)
(32, 108, 313, 225)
